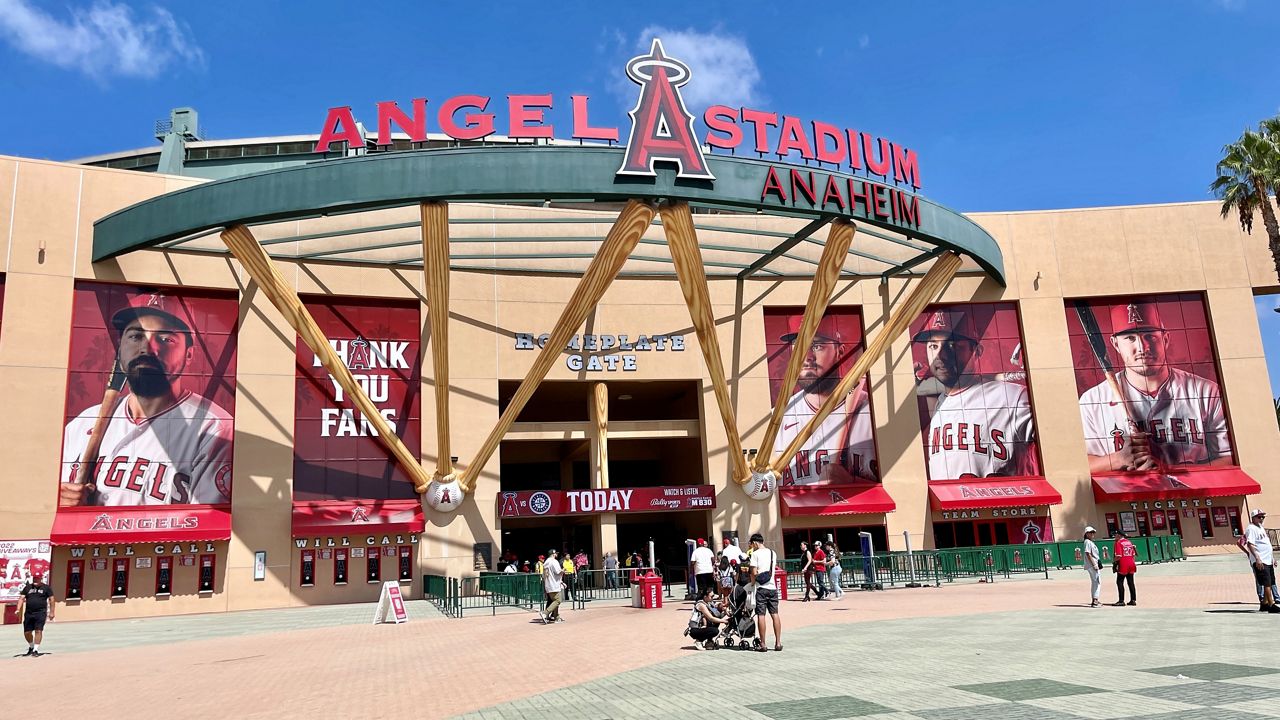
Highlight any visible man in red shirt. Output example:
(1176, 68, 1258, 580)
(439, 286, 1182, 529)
(1112, 529, 1138, 606)
(812, 540, 829, 600)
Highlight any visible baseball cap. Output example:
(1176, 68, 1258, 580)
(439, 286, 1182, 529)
(779, 314, 842, 344)
(722, 538, 730, 546)
(548, 548, 557, 556)
(913, 308, 979, 344)
(697, 538, 706, 546)
(1084, 526, 1096, 534)
(111, 291, 192, 336)
(1110, 302, 1164, 336)
(1253, 508, 1266, 518)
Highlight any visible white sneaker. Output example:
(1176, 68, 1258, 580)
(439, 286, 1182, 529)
(693, 642, 703, 650)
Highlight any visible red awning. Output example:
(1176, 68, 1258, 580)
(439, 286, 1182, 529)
(928, 477, 1062, 510)
(291, 499, 424, 537)
(780, 483, 896, 517)
(50, 506, 232, 545)
(1091, 467, 1261, 503)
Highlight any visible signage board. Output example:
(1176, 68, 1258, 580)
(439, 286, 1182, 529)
(497, 486, 715, 518)
(373, 580, 408, 624)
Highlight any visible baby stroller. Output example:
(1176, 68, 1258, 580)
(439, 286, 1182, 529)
(720, 565, 760, 650)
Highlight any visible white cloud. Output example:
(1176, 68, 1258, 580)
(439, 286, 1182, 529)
(0, 0, 204, 79)
(858, 34, 870, 50)
(632, 27, 762, 110)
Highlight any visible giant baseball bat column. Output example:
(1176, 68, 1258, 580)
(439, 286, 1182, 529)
(763, 251, 963, 488)
(750, 219, 855, 479)
(660, 201, 749, 483)
(222, 224, 434, 493)
(593, 382, 609, 489)
(420, 201, 461, 509)
(458, 199, 658, 493)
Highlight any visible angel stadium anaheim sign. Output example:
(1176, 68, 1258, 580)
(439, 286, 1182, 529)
(313, 39, 922, 224)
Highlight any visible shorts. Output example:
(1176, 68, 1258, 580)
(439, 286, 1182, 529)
(754, 587, 779, 616)
(696, 573, 715, 592)
(23, 611, 46, 632)
(1254, 563, 1276, 589)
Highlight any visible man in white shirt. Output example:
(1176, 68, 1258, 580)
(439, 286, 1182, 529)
(689, 538, 716, 597)
(1243, 509, 1280, 613)
(541, 548, 565, 624)
(1082, 526, 1102, 608)
(720, 537, 745, 565)
(748, 532, 782, 651)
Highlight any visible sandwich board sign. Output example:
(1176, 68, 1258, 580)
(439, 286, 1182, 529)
(373, 580, 408, 624)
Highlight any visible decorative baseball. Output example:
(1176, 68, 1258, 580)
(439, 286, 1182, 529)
(425, 476, 465, 513)
(743, 469, 778, 501)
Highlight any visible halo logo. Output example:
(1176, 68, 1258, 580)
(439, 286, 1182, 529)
(616, 39, 714, 181)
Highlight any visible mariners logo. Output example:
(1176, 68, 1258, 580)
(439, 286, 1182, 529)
(529, 491, 552, 516)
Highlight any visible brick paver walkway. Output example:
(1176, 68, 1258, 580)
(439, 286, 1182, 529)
(6, 555, 1273, 719)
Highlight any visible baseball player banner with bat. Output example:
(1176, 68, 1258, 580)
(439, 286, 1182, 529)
(293, 297, 421, 501)
(909, 302, 1041, 482)
(1065, 293, 1233, 475)
(58, 282, 238, 509)
(763, 306, 879, 486)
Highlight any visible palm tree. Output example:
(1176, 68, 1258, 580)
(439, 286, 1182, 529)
(1211, 128, 1280, 280)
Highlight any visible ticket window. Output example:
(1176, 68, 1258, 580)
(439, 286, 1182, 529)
(1197, 508, 1214, 539)
(1228, 506, 1244, 537)
(300, 550, 316, 587)
(1105, 513, 1119, 538)
(155, 557, 173, 596)
(1151, 510, 1167, 534)
(111, 558, 129, 598)
(198, 554, 216, 593)
(65, 560, 83, 600)
(398, 546, 412, 582)
(334, 549, 349, 585)
(365, 549, 381, 584)
(1136, 512, 1150, 538)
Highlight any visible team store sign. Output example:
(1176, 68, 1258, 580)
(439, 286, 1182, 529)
(513, 332, 685, 371)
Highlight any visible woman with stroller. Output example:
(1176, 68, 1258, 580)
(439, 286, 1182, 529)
(686, 586, 727, 650)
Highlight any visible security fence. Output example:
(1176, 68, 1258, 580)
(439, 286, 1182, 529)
(424, 569, 675, 618)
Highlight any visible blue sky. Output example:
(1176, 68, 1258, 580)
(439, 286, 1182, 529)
(0, 0, 1276, 214)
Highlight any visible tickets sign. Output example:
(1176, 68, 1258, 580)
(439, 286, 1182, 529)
(497, 486, 715, 518)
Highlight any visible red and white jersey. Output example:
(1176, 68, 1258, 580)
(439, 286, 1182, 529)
(926, 379, 1037, 479)
(773, 387, 877, 485)
(61, 391, 234, 505)
(1079, 367, 1230, 465)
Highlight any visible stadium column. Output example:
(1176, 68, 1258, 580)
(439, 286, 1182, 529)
(751, 219, 855, 477)
(591, 382, 618, 561)
(768, 252, 965, 479)
(458, 199, 657, 493)
(659, 201, 749, 483)
(222, 225, 434, 493)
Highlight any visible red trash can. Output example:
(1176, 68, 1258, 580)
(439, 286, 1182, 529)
(639, 571, 663, 609)
(776, 568, 788, 601)
(3, 603, 18, 625)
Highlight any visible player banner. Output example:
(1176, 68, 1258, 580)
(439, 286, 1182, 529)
(56, 283, 238, 526)
(0, 540, 51, 601)
(1065, 293, 1234, 475)
(909, 302, 1041, 483)
(763, 306, 879, 486)
(497, 486, 715, 518)
(293, 297, 421, 502)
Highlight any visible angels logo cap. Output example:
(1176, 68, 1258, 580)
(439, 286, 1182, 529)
(912, 308, 979, 344)
(1109, 302, 1165, 336)
(779, 314, 843, 344)
(111, 291, 192, 336)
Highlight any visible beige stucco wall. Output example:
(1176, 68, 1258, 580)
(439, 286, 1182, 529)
(2, 154, 1278, 619)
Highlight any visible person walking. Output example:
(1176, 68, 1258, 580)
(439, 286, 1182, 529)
(690, 538, 716, 599)
(541, 548, 564, 623)
(16, 570, 55, 657)
(799, 541, 816, 601)
(812, 541, 829, 600)
(825, 542, 844, 600)
(1244, 509, 1280, 613)
(1082, 526, 1102, 608)
(749, 532, 782, 652)
(686, 585, 728, 650)
(1112, 529, 1138, 606)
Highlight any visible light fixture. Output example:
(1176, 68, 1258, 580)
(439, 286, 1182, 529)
(618, 394, 633, 400)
